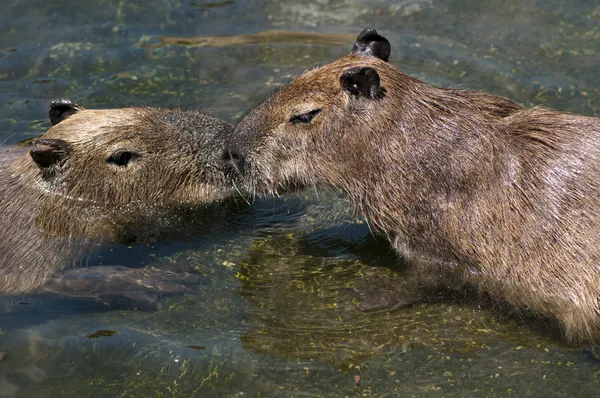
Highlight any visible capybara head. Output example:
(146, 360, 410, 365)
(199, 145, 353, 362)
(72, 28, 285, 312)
(226, 29, 520, 194)
(225, 29, 407, 193)
(25, 99, 234, 205)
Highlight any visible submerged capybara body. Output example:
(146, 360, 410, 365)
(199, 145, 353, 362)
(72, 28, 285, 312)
(227, 29, 600, 348)
(1, 99, 233, 294)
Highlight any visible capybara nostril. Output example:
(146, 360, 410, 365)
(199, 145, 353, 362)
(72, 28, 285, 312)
(225, 145, 245, 173)
(221, 149, 231, 162)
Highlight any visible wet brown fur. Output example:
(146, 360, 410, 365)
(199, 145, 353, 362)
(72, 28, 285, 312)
(1, 106, 233, 294)
(229, 34, 600, 349)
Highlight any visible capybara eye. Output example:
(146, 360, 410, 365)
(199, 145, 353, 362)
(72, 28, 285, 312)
(289, 109, 322, 124)
(107, 151, 139, 167)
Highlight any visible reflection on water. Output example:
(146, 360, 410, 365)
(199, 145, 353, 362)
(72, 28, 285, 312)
(138, 30, 357, 49)
(2, 0, 600, 396)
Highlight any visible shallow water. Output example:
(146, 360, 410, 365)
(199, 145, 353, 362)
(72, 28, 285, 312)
(2, 0, 600, 396)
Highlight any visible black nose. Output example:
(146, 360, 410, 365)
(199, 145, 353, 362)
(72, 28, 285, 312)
(222, 144, 245, 173)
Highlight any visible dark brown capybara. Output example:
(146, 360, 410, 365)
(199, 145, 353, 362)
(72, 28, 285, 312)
(226, 28, 600, 350)
(1, 99, 233, 302)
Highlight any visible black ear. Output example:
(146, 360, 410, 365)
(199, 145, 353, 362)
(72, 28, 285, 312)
(340, 67, 385, 100)
(351, 28, 391, 62)
(48, 98, 82, 125)
(30, 138, 70, 169)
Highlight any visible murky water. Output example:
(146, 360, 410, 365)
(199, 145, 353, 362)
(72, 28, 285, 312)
(2, 0, 600, 396)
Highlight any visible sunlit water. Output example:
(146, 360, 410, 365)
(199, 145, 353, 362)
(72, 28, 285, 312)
(1, 0, 600, 396)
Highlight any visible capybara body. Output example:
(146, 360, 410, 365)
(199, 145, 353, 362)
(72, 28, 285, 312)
(227, 29, 600, 348)
(1, 100, 233, 294)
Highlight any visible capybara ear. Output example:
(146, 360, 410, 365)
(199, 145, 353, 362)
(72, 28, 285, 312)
(340, 67, 386, 100)
(30, 138, 70, 169)
(48, 98, 82, 126)
(351, 28, 391, 62)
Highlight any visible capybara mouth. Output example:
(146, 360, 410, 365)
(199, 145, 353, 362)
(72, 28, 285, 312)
(240, 173, 279, 197)
(240, 159, 308, 198)
(248, 175, 308, 199)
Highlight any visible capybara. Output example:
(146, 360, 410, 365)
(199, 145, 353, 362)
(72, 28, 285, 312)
(1, 99, 233, 296)
(226, 28, 600, 350)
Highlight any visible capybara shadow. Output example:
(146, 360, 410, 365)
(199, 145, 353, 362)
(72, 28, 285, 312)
(226, 28, 600, 352)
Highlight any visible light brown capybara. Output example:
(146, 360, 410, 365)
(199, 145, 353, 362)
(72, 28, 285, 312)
(1, 99, 233, 299)
(226, 28, 600, 350)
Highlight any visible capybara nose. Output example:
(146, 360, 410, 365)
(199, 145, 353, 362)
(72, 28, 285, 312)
(222, 145, 245, 174)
